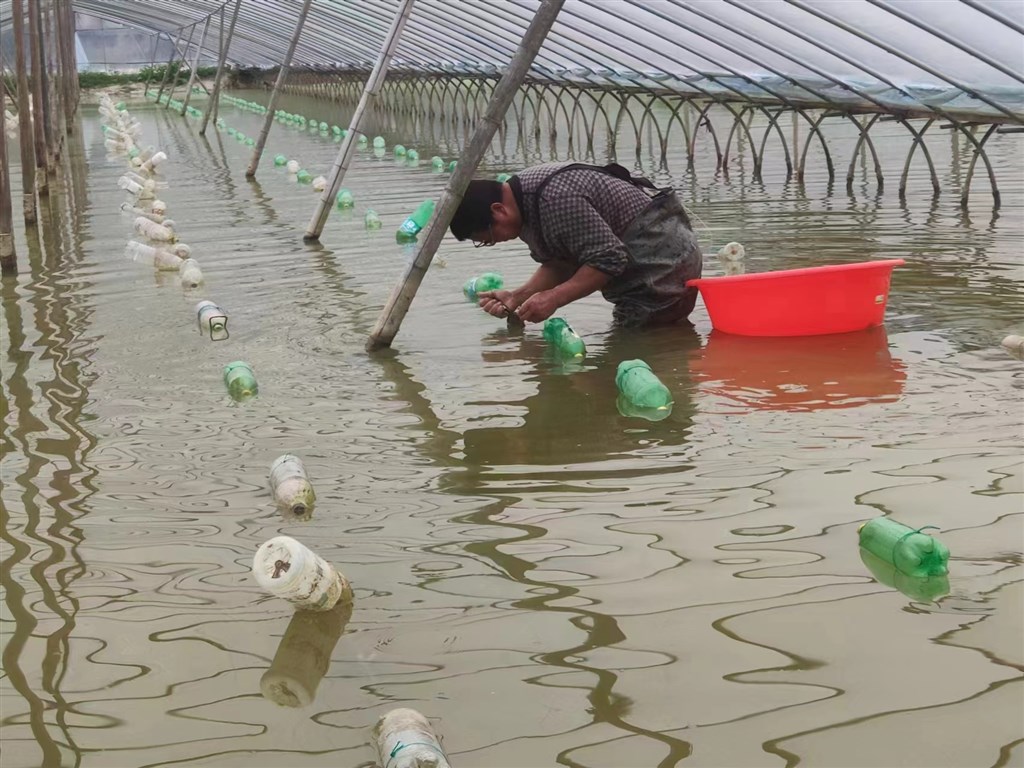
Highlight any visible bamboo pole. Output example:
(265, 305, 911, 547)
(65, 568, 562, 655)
(44, 0, 64, 158)
(156, 30, 181, 101)
(303, 0, 415, 241)
(1, 50, 18, 274)
(66, 2, 79, 111)
(180, 15, 210, 115)
(245, 0, 313, 178)
(56, 0, 75, 130)
(26, 0, 49, 189)
(11, 0, 37, 223)
(33, 0, 57, 167)
(201, 0, 241, 136)
(165, 23, 195, 106)
(366, 0, 566, 351)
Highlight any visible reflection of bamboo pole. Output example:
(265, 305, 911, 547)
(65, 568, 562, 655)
(11, 0, 37, 223)
(0, 68, 17, 273)
(367, 0, 566, 351)
(303, 0, 415, 240)
(201, 0, 241, 136)
(180, 15, 210, 115)
(26, 0, 49, 187)
(246, 0, 313, 179)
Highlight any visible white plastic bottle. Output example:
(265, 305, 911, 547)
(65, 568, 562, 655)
(269, 454, 316, 521)
(124, 240, 183, 271)
(140, 151, 168, 173)
(150, 199, 167, 215)
(1001, 335, 1024, 360)
(312, 175, 327, 191)
(120, 202, 164, 223)
(195, 300, 229, 340)
(717, 242, 746, 276)
(133, 216, 175, 242)
(251, 536, 352, 611)
(179, 258, 204, 288)
(374, 709, 451, 768)
(285, 159, 300, 174)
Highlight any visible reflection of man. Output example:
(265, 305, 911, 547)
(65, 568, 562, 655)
(462, 326, 699, 468)
(449, 163, 703, 327)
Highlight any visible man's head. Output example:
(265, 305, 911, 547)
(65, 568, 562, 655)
(450, 180, 522, 247)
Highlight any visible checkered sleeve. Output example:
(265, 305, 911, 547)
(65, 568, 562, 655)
(540, 196, 631, 276)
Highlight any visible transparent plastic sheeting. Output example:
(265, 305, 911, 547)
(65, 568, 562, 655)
(3, 0, 1021, 121)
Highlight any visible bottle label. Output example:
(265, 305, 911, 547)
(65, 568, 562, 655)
(399, 219, 420, 236)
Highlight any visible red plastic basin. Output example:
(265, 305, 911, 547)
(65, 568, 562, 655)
(687, 259, 905, 336)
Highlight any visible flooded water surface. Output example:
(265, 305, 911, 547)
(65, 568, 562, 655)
(2, 89, 1022, 768)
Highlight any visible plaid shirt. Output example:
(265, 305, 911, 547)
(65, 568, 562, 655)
(512, 163, 654, 275)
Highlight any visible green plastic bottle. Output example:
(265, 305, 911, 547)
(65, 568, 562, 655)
(859, 547, 950, 602)
(335, 189, 354, 208)
(396, 199, 435, 242)
(858, 518, 949, 577)
(244, 138, 255, 146)
(372, 136, 386, 149)
(332, 125, 342, 135)
(615, 360, 672, 410)
(273, 154, 287, 167)
(357, 134, 368, 147)
(463, 273, 504, 302)
(394, 144, 406, 157)
(431, 156, 444, 170)
(406, 149, 420, 164)
(309, 120, 319, 129)
(448, 160, 458, 172)
(496, 173, 512, 182)
(296, 170, 312, 184)
(224, 361, 258, 401)
(543, 318, 586, 358)
(364, 210, 382, 229)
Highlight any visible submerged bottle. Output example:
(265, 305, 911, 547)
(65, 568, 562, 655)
(463, 272, 504, 302)
(372, 136, 385, 149)
(717, 241, 746, 276)
(393, 144, 406, 157)
(120, 202, 164, 224)
(431, 156, 444, 170)
(1001, 334, 1024, 360)
(312, 175, 327, 192)
(286, 159, 300, 174)
(196, 300, 229, 340)
(543, 317, 586, 358)
(447, 160, 458, 172)
(395, 199, 435, 242)
(858, 517, 949, 577)
(179, 258, 204, 288)
(335, 189, 354, 209)
(859, 547, 950, 603)
(133, 216, 176, 243)
(364, 210, 382, 229)
(406, 149, 420, 164)
(139, 150, 167, 173)
(269, 454, 317, 521)
(125, 240, 182, 271)
(615, 359, 672, 410)
(296, 170, 312, 184)
(224, 360, 258, 401)
(273, 154, 287, 166)
(251, 535, 351, 611)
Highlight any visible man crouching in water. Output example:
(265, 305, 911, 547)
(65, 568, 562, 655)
(448, 163, 703, 327)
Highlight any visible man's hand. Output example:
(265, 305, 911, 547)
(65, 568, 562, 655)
(478, 290, 519, 319)
(515, 290, 561, 323)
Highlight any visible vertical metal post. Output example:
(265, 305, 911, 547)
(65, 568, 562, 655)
(366, 0, 566, 351)
(165, 23, 196, 106)
(11, 0, 37, 223)
(156, 30, 181, 101)
(180, 15, 210, 115)
(304, 0, 415, 241)
(26, 0, 49, 187)
(245, 0, 314, 178)
(0, 48, 18, 274)
(201, 0, 241, 136)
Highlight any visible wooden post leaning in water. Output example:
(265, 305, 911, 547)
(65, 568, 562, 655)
(26, 0, 50, 189)
(165, 23, 196, 107)
(42, 0, 64, 160)
(366, 0, 566, 351)
(200, 0, 241, 137)
(156, 30, 182, 102)
(303, 0, 415, 241)
(11, 0, 38, 224)
(1, 57, 18, 273)
(245, 0, 313, 179)
(180, 15, 210, 116)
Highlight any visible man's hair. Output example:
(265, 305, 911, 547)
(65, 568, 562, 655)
(450, 180, 504, 240)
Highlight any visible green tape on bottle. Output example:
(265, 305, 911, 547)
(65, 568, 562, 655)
(858, 517, 949, 577)
(859, 547, 949, 602)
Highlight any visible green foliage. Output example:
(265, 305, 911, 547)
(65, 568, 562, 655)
(79, 64, 220, 90)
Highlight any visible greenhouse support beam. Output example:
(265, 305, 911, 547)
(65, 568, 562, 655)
(10, 0, 37, 224)
(201, 0, 241, 136)
(303, 0, 416, 241)
(180, 16, 211, 115)
(26, 0, 50, 185)
(366, 0, 566, 352)
(0, 55, 17, 274)
(156, 31, 181, 101)
(56, 0, 75, 129)
(246, 0, 313, 179)
(165, 23, 196, 108)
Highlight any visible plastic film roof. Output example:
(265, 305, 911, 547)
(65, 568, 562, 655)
(3, 0, 1022, 122)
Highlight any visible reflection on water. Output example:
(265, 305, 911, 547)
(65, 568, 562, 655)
(1, 91, 1021, 768)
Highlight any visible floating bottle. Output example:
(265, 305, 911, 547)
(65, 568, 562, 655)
(124, 240, 183, 271)
(139, 150, 167, 173)
(406, 149, 419, 164)
(393, 144, 406, 157)
(133, 216, 176, 243)
(269, 454, 317, 521)
(312, 175, 327, 192)
(244, 137, 255, 147)
(273, 154, 287, 167)
(196, 300, 229, 340)
(309, 120, 319, 130)
(615, 359, 672, 410)
(331, 125, 342, 136)
(1001, 334, 1024, 360)
(179, 258, 204, 288)
(395, 199, 435, 242)
(463, 272, 504, 302)
(496, 172, 512, 182)
(447, 160, 457, 172)
(543, 317, 586, 358)
(170, 242, 192, 259)
(251, 535, 352, 611)
(717, 242, 746, 276)
(286, 159, 300, 174)
(224, 360, 258, 401)
(859, 547, 950, 603)
(117, 175, 155, 199)
(335, 189, 354, 209)
(857, 517, 949, 577)
(260, 601, 352, 708)
(372, 136, 385, 149)
(120, 202, 164, 224)
(364, 210, 382, 229)
(150, 199, 168, 215)
(374, 709, 452, 768)
(431, 156, 444, 170)
(296, 170, 312, 184)
(356, 134, 368, 147)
